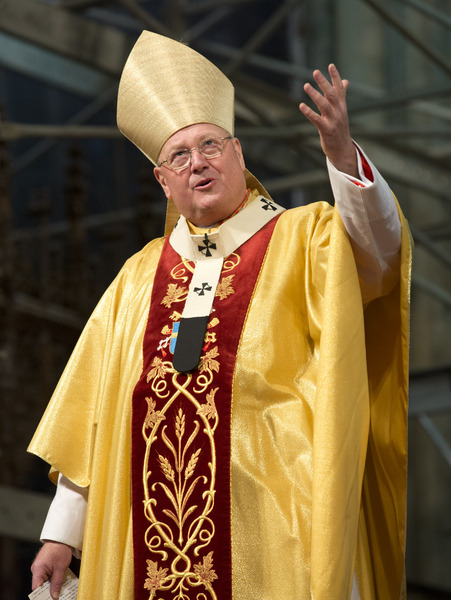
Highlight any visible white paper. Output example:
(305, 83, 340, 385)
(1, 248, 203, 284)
(29, 568, 78, 600)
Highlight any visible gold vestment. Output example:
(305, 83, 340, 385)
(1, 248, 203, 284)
(29, 200, 411, 599)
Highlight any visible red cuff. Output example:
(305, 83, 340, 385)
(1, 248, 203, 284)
(357, 148, 374, 183)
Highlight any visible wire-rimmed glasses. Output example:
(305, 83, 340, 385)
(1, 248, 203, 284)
(158, 136, 233, 170)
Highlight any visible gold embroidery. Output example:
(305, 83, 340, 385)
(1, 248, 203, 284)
(199, 347, 220, 374)
(197, 388, 218, 424)
(161, 283, 188, 307)
(147, 357, 169, 382)
(222, 252, 240, 273)
(144, 397, 166, 430)
(208, 318, 219, 329)
(144, 560, 169, 592)
(142, 358, 219, 599)
(215, 275, 235, 300)
(204, 332, 216, 345)
(139, 248, 244, 598)
(170, 258, 195, 282)
(193, 552, 218, 585)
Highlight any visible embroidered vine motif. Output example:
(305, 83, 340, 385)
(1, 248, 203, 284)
(142, 354, 220, 600)
(215, 275, 234, 300)
(197, 388, 218, 420)
(139, 253, 241, 599)
(171, 259, 194, 282)
(199, 348, 220, 373)
(161, 283, 188, 308)
(222, 253, 240, 273)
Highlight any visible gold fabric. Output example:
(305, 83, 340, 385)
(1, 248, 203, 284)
(28, 201, 411, 600)
(29, 237, 166, 599)
(230, 202, 411, 600)
(117, 31, 234, 166)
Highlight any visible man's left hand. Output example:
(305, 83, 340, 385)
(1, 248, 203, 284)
(299, 64, 358, 178)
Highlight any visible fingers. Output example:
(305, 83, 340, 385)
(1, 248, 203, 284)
(298, 63, 350, 124)
(312, 68, 336, 100)
(298, 100, 321, 128)
(31, 553, 51, 591)
(298, 64, 356, 173)
(31, 542, 73, 599)
(50, 571, 66, 600)
(31, 569, 46, 592)
(302, 80, 331, 117)
(303, 64, 346, 112)
(327, 63, 345, 93)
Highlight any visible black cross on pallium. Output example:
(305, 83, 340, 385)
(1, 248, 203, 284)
(194, 282, 212, 296)
(261, 198, 277, 211)
(198, 233, 217, 257)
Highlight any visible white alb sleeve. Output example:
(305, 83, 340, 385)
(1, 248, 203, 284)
(40, 473, 88, 558)
(327, 144, 402, 303)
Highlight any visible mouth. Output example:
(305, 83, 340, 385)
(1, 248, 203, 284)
(194, 178, 214, 190)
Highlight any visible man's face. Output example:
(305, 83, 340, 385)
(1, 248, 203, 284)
(154, 123, 247, 227)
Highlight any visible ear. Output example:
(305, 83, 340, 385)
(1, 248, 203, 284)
(154, 166, 171, 200)
(232, 137, 246, 171)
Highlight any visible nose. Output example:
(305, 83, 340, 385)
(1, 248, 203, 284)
(190, 148, 209, 171)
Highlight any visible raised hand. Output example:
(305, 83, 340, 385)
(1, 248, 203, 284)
(299, 64, 358, 178)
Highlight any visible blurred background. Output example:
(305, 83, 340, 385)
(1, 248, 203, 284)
(0, 0, 450, 598)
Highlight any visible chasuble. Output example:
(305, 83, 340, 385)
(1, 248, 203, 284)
(28, 196, 411, 600)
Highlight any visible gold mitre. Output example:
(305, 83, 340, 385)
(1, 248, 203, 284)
(117, 31, 271, 233)
(117, 31, 234, 165)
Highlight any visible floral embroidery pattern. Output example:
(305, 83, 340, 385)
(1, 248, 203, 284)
(134, 214, 279, 599)
(144, 397, 165, 430)
(141, 350, 220, 599)
(215, 275, 235, 300)
(161, 283, 188, 308)
(193, 552, 218, 585)
(154, 409, 206, 542)
(199, 347, 220, 374)
(147, 357, 168, 382)
(197, 388, 218, 421)
(139, 252, 243, 599)
(144, 560, 169, 592)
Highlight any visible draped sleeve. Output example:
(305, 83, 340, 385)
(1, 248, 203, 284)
(28, 237, 166, 487)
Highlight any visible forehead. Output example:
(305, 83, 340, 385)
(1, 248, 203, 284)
(160, 123, 228, 154)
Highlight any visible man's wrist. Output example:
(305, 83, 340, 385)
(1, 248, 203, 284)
(41, 539, 81, 559)
(326, 140, 359, 178)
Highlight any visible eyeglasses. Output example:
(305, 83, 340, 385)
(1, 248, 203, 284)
(158, 136, 233, 170)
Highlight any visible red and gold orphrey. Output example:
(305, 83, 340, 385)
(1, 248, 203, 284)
(131, 216, 279, 599)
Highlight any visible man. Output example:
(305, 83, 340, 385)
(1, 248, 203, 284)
(29, 32, 411, 600)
